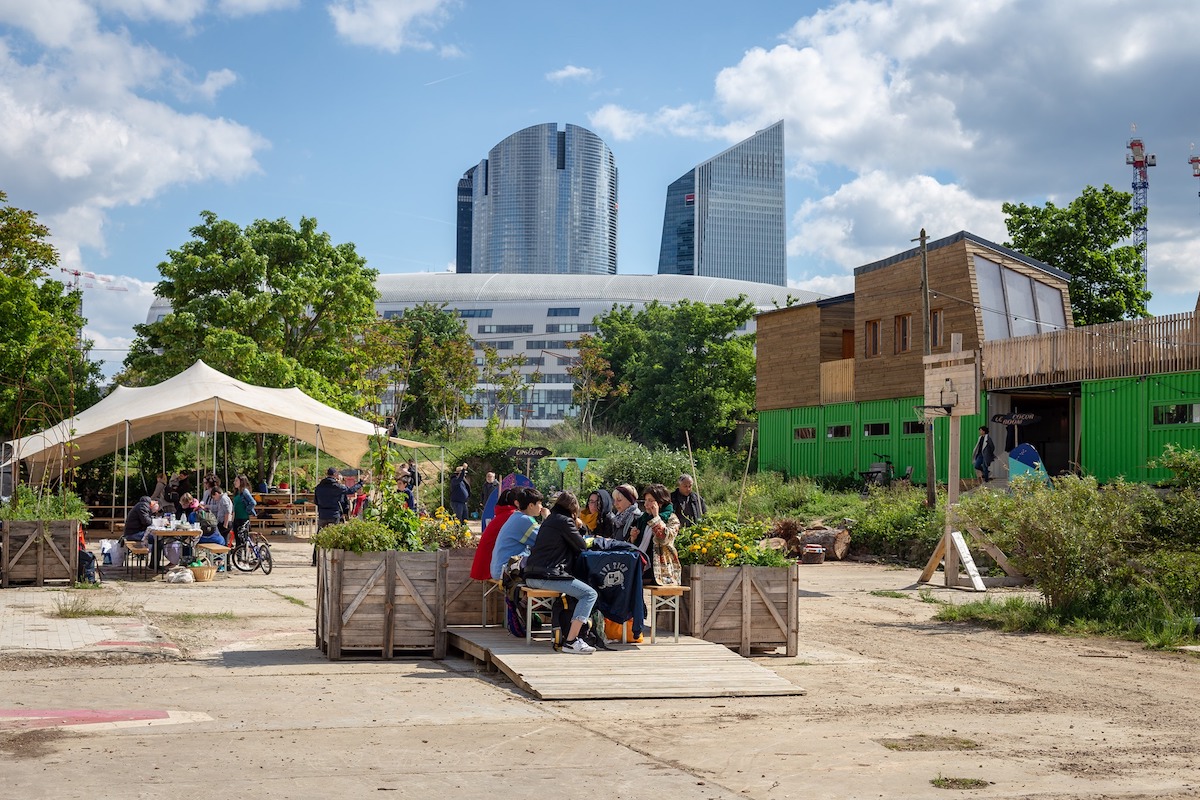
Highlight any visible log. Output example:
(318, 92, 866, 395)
(788, 528, 850, 560)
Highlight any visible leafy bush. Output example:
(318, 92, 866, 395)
(0, 485, 90, 522)
(850, 484, 942, 562)
(676, 510, 790, 567)
(595, 444, 691, 490)
(1150, 443, 1200, 489)
(704, 471, 863, 525)
(311, 518, 415, 553)
(418, 506, 474, 549)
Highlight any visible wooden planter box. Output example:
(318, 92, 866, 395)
(2, 520, 80, 588)
(443, 548, 491, 626)
(680, 563, 800, 656)
(316, 549, 448, 659)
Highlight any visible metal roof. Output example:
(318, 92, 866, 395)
(853, 231, 1071, 281)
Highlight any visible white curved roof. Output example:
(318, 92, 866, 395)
(372, 272, 820, 308)
(148, 273, 821, 317)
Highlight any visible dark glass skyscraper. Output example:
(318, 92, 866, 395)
(459, 123, 618, 275)
(658, 121, 785, 286)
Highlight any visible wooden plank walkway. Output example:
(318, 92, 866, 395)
(447, 626, 806, 701)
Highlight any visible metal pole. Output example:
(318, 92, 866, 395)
(914, 228, 937, 507)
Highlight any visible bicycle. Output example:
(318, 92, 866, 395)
(231, 520, 274, 575)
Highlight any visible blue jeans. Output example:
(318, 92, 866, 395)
(451, 501, 468, 522)
(525, 577, 598, 623)
(974, 454, 991, 481)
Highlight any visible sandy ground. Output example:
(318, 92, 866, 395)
(1, 543, 1197, 799)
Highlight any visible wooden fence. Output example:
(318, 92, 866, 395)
(820, 358, 855, 404)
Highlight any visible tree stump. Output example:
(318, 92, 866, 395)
(787, 527, 850, 560)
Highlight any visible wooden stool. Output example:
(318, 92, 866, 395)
(647, 585, 690, 643)
(197, 543, 231, 572)
(519, 587, 563, 645)
(481, 579, 503, 627)
(125, 542, 150, 578)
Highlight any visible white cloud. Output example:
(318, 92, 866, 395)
(790, 171, 1004, 270)
(789, 273, 852, 297)
(589, 102, 715, 142)
(217, 0, 301, 17)
(327, 0, 455, 53)
(546, 64, 596, 83)
(73, 275, 158, 376)
(189, 68, 238, 102)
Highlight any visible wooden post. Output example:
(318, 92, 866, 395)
(434, 549, 448, 659)
(329, 549, 344, 660)
(383, 550, 396, 659)
(786, 562, 799, 658)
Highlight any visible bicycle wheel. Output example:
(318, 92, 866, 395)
(257, 541, 273, 575)
(232, 541, 259, 571)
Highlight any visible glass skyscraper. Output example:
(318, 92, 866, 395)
(658, 120, 785, 286)
(458, 123, 618, 275)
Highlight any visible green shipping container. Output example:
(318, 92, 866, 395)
(1083, 371, 1200, 483)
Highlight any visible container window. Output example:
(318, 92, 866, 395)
(826, 425, 851, 439)
(1152, 404, 1200, 425)
(863, 422, 890, 437)
(903, 420, 926, 435)
(793, 427, 816, 441)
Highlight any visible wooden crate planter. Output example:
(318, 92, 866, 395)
(316, 549, 448, 659)
(443, 548, 491, 626)
(680, 563, 799, 657)
(2, 520, 79, 588)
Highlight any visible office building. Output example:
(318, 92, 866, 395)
(658, 120, 786, 286)
(459, 123, 618, 276)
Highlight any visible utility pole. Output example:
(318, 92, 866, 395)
(914, 228, 937, 507)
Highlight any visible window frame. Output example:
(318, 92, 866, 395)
(894, 314, 911, 354)
(865, 319, 882, 358)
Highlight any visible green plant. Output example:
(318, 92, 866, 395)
(1150, 443, 1200, 489)
(869, 590, 908, 599)
(311, 518, 416, 553)
(361, 485, 422, 546)
(676, 511, 790, 567)
(0, 485, 90, 522)
(418, 506, 474, 549)
(52, 594, 121, 618)
(850, 484, 942, 562)
(930, 775, 989, 790)
(596, 444, 691, 490)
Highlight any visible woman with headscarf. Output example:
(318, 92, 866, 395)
(609, 484, 641, 542)
(631, 483, 681, 587)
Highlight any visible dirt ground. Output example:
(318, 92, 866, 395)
(2, 545, 1198, 799)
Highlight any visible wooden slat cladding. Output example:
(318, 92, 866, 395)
(983, 311, 1200, 389)
(756, 305, 821, 410)
(820, 359, 854, 403)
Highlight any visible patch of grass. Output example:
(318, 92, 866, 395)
(934, 596, 1052, 633)
(918, 589, 943, 604)
(269, 590, 309, 608)
(52, 595, 122, 618)
(879, 734, 980, 752)
(931, 775, 990, 790)
(70, 581, 104, 590)
(167, 611, 236, 622)
(869, 589, 908, 599)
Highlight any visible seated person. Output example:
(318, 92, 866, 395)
(122, 495, 160, 570)
(178, 493, 200, 524)
(489, 487, 545, 580)
(471, 487, 518, 581)
(523, 490, 599, 655)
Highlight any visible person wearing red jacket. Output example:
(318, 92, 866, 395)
(470, 487, 518, 580)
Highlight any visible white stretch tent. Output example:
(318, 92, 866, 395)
(3, 360, 430, 482)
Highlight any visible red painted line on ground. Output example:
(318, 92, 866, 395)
(91, 640, 179, 648)
(0, 709, 169, 730)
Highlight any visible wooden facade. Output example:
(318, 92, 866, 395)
(757, 295, 855, 411)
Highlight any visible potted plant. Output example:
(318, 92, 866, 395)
(1, 484, 90, 587)
(311, 485, 477, 660)
(675, 511, 800, 656)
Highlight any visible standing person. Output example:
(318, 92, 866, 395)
(671, 473, 706, 527)
(973, 425, 996, 483)
(405, 459, 420, 489)
(397, 474, 417, 511)
(482, 471, 499, 507)
(174, 470, 193, 520)
(609, 484, 641, 542)
(150, 472, 168, 507)
(632, 483, 681, 586)
(450, 463, 471, 522)
(523, 491, 598, 655)
(207, 485, 233, 542)
(229, 474, 257, 575)
(313, 467, 361, 565)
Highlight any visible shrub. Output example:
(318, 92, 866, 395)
(595, 444, 691, 490)
(418, 507, 474, 549)
(0, 485, 90, 522)
(850, 484, 942, 562)
(311, 518, 414, 553)
(1150, 443, 1200, 489)
(676, 509, 789, 567)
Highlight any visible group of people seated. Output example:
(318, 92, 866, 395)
(469, 474, 706, 655)
(124, 473, 258, 572)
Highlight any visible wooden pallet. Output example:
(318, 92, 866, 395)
(447, 626, 805, 701)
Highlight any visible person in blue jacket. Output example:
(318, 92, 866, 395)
(450, 463, 471, 522)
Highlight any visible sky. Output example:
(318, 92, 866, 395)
(2, 0, 1199, 377)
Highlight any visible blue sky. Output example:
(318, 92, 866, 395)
(2, 0, 1199, 375)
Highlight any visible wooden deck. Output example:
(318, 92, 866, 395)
(447, 626, 806, 701)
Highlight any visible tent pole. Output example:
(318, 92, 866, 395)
(315, 425, 321, 489)
(440, 446, 445, 510)
(212, 398, 219, 475)
(111, 433, 119, 520)
(123, 421, 131, 511)
(161, 432, 165, 478)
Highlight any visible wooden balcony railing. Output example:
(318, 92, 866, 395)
(820, 358, 855, 404)
(981, 311, 1200, 390)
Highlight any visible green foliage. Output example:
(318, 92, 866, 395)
(595, 443, 691, 490)
(0, 484, 90, 522)
(595, 296, 757, 447)
(1150, 443, 1200, 489)
(0, 191, 103, 441)
(311, 518, 416, 553)
(676, 510, 789, 567)
(1003, 184, 1150, 324)
(360, 486, 422, 549)
(850, 484, 943, 562)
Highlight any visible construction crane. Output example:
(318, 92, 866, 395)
(58, 267, 130, 350)
(1125, 127, 1156, 275)
(1191, 145, 1200, 214)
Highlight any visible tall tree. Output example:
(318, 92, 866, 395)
(596, 297, 757, 448)
(568, 334, 627, 443)
(1003, 184, 1150, 325)
(0, 191, 102, 456)
(123, 211, 380, 481)
(384, 303, 477, 437)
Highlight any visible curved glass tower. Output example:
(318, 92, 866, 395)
(658, 120, 785, 286)
(460, 123, 618, 275)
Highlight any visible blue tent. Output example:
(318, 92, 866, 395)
(1008, 443, 1050, 485)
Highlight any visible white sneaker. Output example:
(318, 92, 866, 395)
(563, 638, 596, 655)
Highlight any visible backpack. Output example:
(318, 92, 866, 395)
(197, 509, 218, 536)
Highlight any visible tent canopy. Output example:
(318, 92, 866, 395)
(4, 360, 431, 481)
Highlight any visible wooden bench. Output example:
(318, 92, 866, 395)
(481, 579, 503, 627)
(519, 587, 564, 646)
(196, 543, 231, 572)
(124, 542, 151, 578)
(647, 585, 691, 643)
